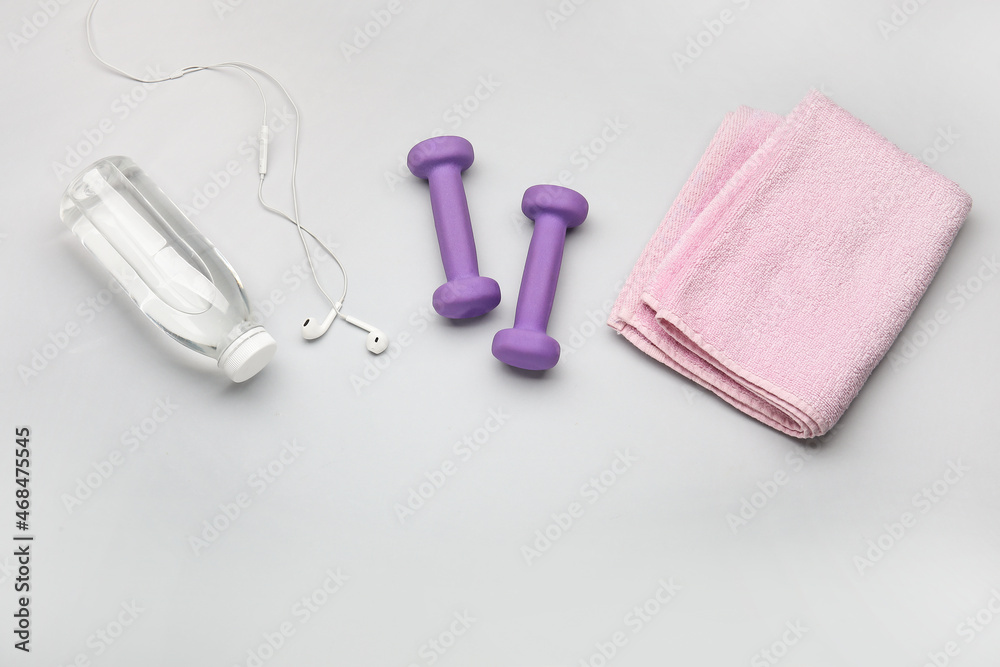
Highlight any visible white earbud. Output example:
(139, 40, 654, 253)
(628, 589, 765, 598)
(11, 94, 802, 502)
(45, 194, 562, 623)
(340, 312, 389, 354)
(301, 307, 388, 354)
(301, 310, 337, 341)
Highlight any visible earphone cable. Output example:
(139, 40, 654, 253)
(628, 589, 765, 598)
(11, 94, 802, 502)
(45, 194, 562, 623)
(85, 0, 349, 310)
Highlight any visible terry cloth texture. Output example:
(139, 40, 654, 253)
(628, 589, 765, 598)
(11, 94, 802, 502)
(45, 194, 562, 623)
(608, 91, 972, 438)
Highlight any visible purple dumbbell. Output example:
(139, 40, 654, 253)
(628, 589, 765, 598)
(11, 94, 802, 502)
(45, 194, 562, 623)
(492, 185, 588, 371)
(408, 136, 501, 319)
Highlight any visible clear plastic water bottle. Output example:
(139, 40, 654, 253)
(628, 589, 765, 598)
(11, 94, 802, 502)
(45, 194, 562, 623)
(60, 156, 277, 382)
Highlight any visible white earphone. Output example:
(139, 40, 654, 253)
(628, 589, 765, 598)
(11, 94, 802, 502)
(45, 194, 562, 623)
(302, 305, 388, 354)
(85, 0, 388, 354)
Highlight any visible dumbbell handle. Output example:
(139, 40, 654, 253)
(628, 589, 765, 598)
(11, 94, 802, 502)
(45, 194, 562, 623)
(427, 163, 479, 281)
(513, 212, 566, 332)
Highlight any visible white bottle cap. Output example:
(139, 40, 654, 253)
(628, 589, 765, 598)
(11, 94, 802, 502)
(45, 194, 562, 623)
(218, 327, 277, 382)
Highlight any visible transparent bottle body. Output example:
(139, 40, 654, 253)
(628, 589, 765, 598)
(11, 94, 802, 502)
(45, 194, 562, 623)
(60, 156, 268, 374)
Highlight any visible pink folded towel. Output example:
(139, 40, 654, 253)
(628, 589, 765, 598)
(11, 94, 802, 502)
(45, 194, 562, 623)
(609, 91, 971, 438)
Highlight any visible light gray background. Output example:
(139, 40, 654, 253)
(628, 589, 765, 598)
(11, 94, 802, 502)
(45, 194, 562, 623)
(2, 1, 999, 665)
